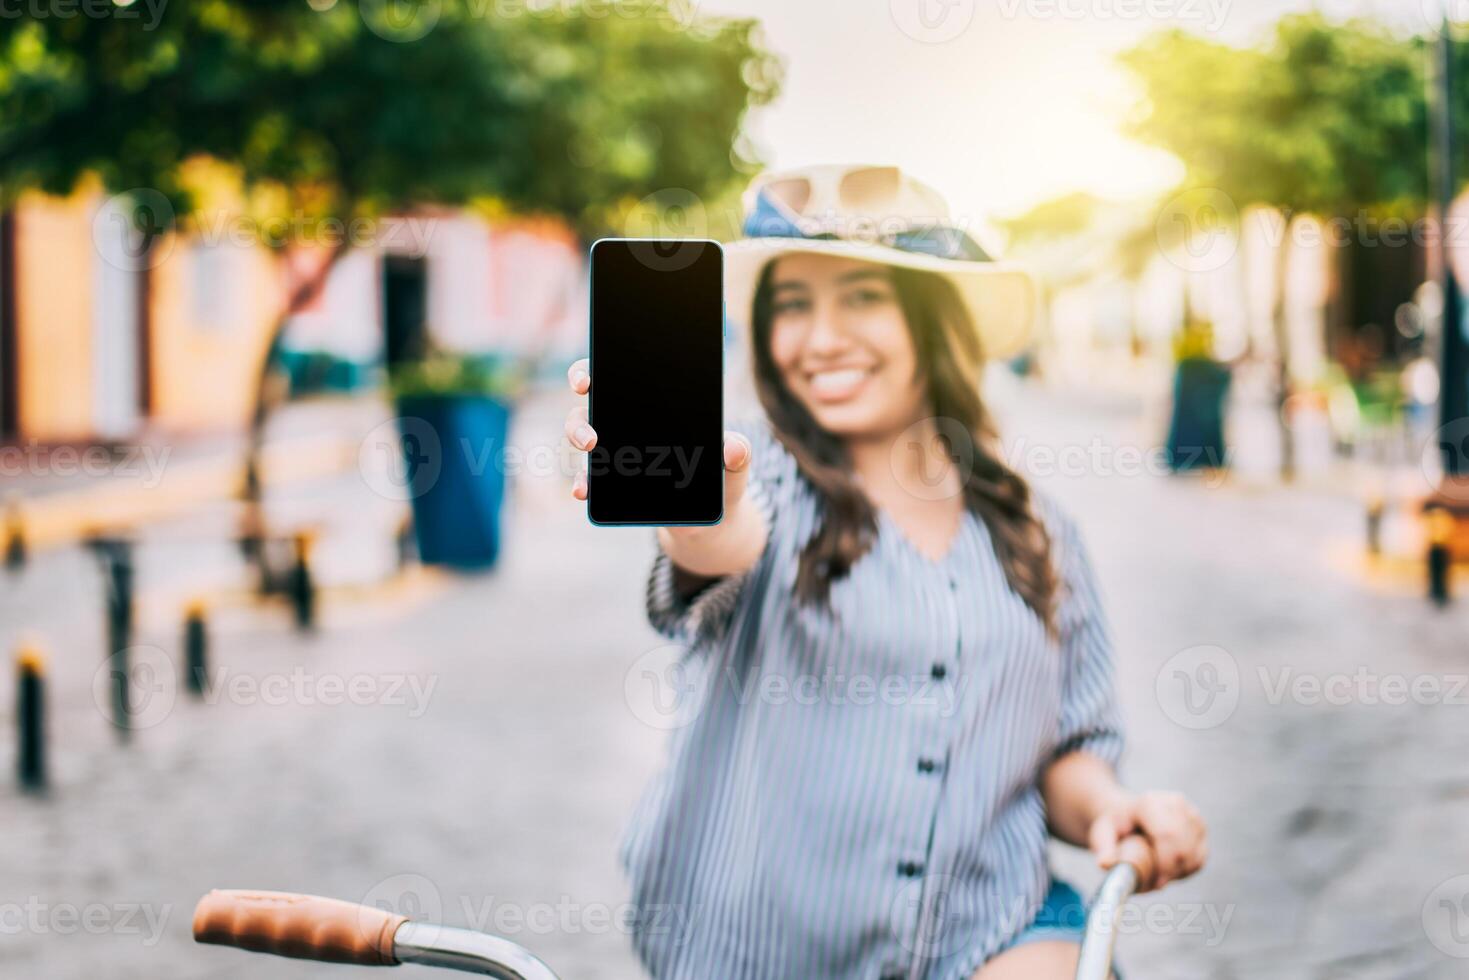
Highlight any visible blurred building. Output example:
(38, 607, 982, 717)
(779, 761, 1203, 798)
(0, 191, 585, 445)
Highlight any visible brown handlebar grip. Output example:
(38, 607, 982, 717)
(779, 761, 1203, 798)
(193, 890, 407, 966)
(1116, 834, 1157, 892)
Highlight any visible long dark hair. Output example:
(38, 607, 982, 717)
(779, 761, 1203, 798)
(750, 261, 1058, 637)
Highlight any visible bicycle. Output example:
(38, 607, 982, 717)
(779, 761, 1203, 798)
(192, 838, 1156, 980)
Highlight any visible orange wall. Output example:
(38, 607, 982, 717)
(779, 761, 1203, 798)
(13, 190, 287, 440)
(147, 239, 282, 432)
(16, 194, 95, 441)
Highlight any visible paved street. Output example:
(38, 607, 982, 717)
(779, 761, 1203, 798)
(5, 379, 1469, 979)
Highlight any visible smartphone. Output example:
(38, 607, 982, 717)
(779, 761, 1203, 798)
(587, 238, 724, 526)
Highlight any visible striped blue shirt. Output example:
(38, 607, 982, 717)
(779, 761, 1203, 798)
(622, 418, 1124, 980)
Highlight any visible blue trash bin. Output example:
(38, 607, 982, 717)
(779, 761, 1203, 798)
(395, 394, 512, 570)
(1167, 357, 1230, 472)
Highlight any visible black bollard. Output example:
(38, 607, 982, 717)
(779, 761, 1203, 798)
(1365, 498, 1383, 557)
(17, 646, 45, 792)
(291, 531, 316, 632)
(87, 534, 136, 739)
(1428, 509, 1453, 607)
(396, 514, 416, 572)
(3, 496, 25, 572)
(184, 600, 209, 696)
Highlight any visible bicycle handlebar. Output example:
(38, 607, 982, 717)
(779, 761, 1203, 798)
(194, 837, 1155, 980)
(192, 890, 561, 979)
(1074, 835, 1157, 980)
(193, 890, 405, 966)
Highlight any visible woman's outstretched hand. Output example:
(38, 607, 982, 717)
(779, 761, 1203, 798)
(1087, 790, 1208, 892)
(564, 359, 768, 579)
(564, 358, 752, 517)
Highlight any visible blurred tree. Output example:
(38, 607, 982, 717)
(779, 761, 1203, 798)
(0, 0, 779, 522)
(1119, 14, 1431, 478)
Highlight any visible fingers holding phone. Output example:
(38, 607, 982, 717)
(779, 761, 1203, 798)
(566, 357, 752, 518)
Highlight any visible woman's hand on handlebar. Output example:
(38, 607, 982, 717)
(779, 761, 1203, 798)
(1088, 790, 1208, 893)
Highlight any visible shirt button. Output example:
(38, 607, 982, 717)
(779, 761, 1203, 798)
(898, 861, 923, 877)
(931, 663, 947, 680)
(917, 758, 938, 774)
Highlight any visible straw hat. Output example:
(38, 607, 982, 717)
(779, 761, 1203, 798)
(724, 164, 1037, 359)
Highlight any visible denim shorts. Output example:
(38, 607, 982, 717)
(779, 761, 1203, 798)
(1006, 878, 1090, 949)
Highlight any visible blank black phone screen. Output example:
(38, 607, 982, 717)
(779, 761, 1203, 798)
(588, 239, 723, 525)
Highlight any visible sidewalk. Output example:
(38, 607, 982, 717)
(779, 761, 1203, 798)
(2, 397, 379, 551)
(6, 379, 1469, 979)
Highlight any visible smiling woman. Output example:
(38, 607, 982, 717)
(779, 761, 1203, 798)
(565, 164, 1207, 979)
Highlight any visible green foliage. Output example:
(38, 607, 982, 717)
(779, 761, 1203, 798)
(0, 0, 781, 239)
(996, 192, 1103, 246)
(1120, 13, 1434, 217)
(387, 350, 527, 400)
